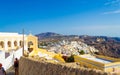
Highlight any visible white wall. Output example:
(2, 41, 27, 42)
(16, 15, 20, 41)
(0, 51, 5, 63)
(0, 48, 23, 70)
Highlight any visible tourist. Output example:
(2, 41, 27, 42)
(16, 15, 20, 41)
(0, 63, 6, 75)
(14, 58, 19, 75)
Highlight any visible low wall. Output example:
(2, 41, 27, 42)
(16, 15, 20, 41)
(19, 57, 118, 75)
(74, 55, 105, 71)
(95, 55, 120, 62)
(74, 55, 120, 73)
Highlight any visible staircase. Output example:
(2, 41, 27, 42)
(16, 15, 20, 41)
(6, 66, 14, 75)
(0, 48, 23, 70)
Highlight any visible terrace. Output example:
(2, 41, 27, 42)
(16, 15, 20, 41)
(74, 54, 120, 72)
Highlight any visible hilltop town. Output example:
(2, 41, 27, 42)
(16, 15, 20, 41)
(37, 32, 120, 58)
(39, 40, 98, 55)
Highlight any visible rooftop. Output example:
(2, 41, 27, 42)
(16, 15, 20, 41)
(0, 32, 26, 37)
(80, 54, 113, 64)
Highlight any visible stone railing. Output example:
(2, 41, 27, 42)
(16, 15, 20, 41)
(19, 57, 119, 75)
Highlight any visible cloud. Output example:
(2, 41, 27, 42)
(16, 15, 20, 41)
(103, 0, 120, 14)
(104, 0, 120, 6)
(103, 9, 120, 14)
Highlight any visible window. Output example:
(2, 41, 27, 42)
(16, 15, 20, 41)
(14, 41, 17, 46)
(20, 41, 23, 46)
(28, 41, 33, 47)
(1, 41, 4, 48)
(8, 41, 11, 47)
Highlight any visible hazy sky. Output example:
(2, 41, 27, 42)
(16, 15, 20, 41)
(0, 0, 120, 36)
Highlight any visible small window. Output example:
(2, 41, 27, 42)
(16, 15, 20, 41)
(1, 41, 4, 48)
(14, 41, 17, 46)
(8, 41, 11, 47)
(20, 41, 23, 46)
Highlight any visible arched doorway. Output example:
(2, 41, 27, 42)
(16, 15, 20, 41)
(14, 41, 18, 50)
(14, 41, 17, 47)
(0, 41, 4, 48)
(8, 41, 11, 47)
(27, 34, 38, 52)
(19, 41, 23, 47)
(28, 41, 33, 52)
(8, 41, 11, 50)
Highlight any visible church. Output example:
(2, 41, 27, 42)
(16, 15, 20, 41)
(0, 32, 38, 52)
(0, 32, 38, 70)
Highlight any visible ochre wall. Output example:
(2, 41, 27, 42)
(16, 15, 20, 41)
(74, 55, 105, 71)
(95, 55, 120, 62)
(74, 55, 120, 72)
(19, 57, 116, 75)
(27, 34, 38, 51)
(105, 62, 120, 72)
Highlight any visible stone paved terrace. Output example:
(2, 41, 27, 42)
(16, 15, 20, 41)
(7, 71, 14, 75)
(6, 66, 14, 75)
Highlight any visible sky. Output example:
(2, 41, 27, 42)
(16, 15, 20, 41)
(0, 0, 120, 37)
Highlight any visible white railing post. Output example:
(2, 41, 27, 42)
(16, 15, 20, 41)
(4, 39, 8, 51)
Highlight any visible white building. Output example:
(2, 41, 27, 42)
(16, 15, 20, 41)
(0, 32, 38, 70)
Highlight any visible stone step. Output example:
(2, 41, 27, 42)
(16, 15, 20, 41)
(6, 66, 15, 75)
(7, 71, 14, 75)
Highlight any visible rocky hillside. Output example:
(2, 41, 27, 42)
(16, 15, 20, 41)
(36, 32, 62, 40)
(35, 32, 79, 42)
(36, 32, 120, 58)
(79, 35, 120, 58)
(46, 40, 98, 55)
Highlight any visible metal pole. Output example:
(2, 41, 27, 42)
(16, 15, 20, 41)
(23, 29, 24, 56)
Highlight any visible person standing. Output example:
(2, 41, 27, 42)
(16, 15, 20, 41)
(0, 63, 6, 75)
(14, 58, 19, 75)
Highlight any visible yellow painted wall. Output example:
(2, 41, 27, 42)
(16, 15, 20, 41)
(74, 55, 120, 72)
(27, 34, 38, 51)
(53, 54, 65, 63)
(104, 62, 120, 72)
(74, 55, 105, 71)
(95, 55, 120, 62)
(104, 67, 120, 72)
